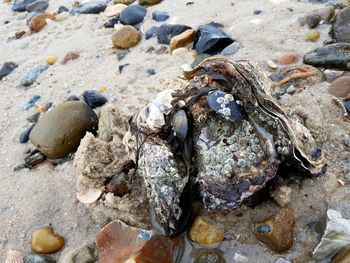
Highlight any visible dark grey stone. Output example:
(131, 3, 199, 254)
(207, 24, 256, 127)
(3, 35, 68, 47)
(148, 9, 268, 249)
(0, 62, 18, 80)
(24, 254, 56, 263)
(71, 1, 107, 14)
(220, 42, 240, 56)
(26, 0, 48, 12)
(12, 0, 26, 12)
(119, 5, 147, 25)
(152, 11, 169, 21)
(330, 7, 350, 44)
(157, 24, 191, 44)
(83, 90, 107, 109)
(20, 124, 35, 143)
(145, 26, 159, 39)
(58, 5, 69, 13)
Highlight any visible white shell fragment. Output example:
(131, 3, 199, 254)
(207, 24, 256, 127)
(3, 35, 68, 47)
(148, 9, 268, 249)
(312, 209, 350, 260)
(76, 188, 102, 204)
(5, 250, 23, 263)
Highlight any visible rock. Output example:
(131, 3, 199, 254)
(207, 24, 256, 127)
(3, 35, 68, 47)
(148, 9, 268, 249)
(254, 10, 262, 15)
(104, 3, 126, 17)
(104, 17, 119, 28)
(145, 26, 159, 39)
(71, 2, 107, 14)
(152, 11, 169, 21)
(306, 30, 320, 42)
(147, 68, 155, 75)
(21, 65, 48, 86)
(57, 6, 69, 13)
(106, 174, 130, 196)
(27, 112, 41, 123)
(192, 249, 225, 263)
(138, 0, 161, 5)
(15, 31, 26, 39)
(193, 23, 234, 55)
(26, 1, 48, 12)
(191, 53, 211, 68)
(332, 247, 350, 263)
(271, 186, 292, 207)
(252, 207, 295, 252)
(29, 101, 98, 159)
(96, 220, 175, 263)
(303, 43, 350, 70)
(157, 24, 191, 44)
(46, 56, 57, 65)
(328, 76, 350, 98)
(31, 227, 65, 254)
(24, 149, 46, 167)
(59, 245, 96, 263)
(308, 6, 335, 22)
(170, 29, 196, 52)
(299, 14, 321, 28)
(0, 62, 18, 80)
(24, 254, 56, 263)
(82, 90, 107, 109)
(324, 69, 345, 82)
(20, 124, 35, 143)
(119, 5, 146, 25)
(277, 53, 299, 65)
(113, 0, 135, 4)
(330, 7, 350, 44)
(111, 25, 141, 49)
(98, 104, 124, 141)
(312, 209, 350, 261)
(29, 13, 55, 32)
(12, 0, 26, 12)
(189, 216, 225, 246)
(61, 51, 80, 64)
(220, 42, 240, 56)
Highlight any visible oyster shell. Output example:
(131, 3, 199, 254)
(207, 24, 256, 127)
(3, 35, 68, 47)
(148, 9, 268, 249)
(128, 58, 325, 235)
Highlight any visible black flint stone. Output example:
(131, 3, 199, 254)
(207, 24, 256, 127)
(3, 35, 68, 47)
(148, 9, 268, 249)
(0, 62, 18, 80)
(20, 124, 35, 143)
(157, 24, 191, 44)
(152, 11, 169, 22)
(58, 6, 69, 13)
(120, 5, 147, 26)
(194, 23, 234, 55)
(83, 90, 108, 109)
(71, 2, 107, 14)
(118, 63, 129, 73)
(145, 26, 159, 39)
(12, 0, 26, 12)
(104, 17, 119, 28)
(26, 1, 48, 12)
(147, 68, 156, 75)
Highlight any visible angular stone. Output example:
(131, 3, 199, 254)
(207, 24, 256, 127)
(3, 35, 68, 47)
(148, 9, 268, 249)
(82, 90, 108, 109)
(328, 76, 350, 98)
(303, 43, 350, 70)
(252, 207, 295, 252)
(0, 62, 18, 80)
(21, 64, 48, 86)
(20, 124, 35, 143)
(71, 2, 107, 14)
(96, 220, 175, 263)
(29, 13, 55, 32)
(26, 1, 48, 12)
(278, 53, 299, 65)
(157, 24, 191, 44)
(119, 5, 146, 25)
(111, 25, 141, 49)
(220, 42, 240, 56)
(57, 6, 69, 13)
(31, 227, 65, 254)
(24, 254, 56, 263)
(271, 186, 292, 207)
(61, 51, 80, 65)
(152, 11, 169, 21)
(330, 7, 350, 44)
(145, 26, 159, 39)
(193, 23, 234, 55)
(189, 216, 225, 246)
(170, 29, 196, 52)
(29, 101, 98, 159)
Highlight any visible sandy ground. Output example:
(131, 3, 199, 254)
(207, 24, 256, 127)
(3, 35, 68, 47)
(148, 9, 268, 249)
(0, 0, 349, 262)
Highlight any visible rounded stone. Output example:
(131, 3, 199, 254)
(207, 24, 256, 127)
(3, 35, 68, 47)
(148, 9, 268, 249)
(31, 227, 65, 254)
(29, 101, 98, 159)
(328, 76, 350, 98)
(29, 13, 55, 32)
(306, 30, 320, 42)
(111, 25, 141, 49)
(24, 254, 56, 263)
(46, 55, 57, 65)
(277, 53, 299, 65)
(138, 0, 161, 5)
(119, 5, 147, 25)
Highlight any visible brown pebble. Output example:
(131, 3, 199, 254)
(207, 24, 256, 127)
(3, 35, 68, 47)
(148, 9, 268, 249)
(277, 53, 299, 65)
(328, 76, 350, 98)
(111, 25, 141, 49)
(15, 31, 26, 39)
(29, 13, 55, 33)
(170, 29, 196, 52)
(106, 176, 129, 196)
(252, 207, 295, 252)
(31, 227, 65, 254)
(61, 51, 80, 65)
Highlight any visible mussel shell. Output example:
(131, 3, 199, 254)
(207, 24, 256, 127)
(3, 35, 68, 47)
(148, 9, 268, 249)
(170, 110, 188, 144)
(207, 90, 243, 121)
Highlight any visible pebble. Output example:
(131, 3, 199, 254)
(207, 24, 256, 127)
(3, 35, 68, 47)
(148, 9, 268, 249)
(106, 175, 129, 196)
(145, 26, 159, 39)
(29, 101, 98, 159)
(252, 207, 295, 252)
(59, 245, 96, 263)
(277, 53, 299, 65)
(157, 24, 191, 44)
(116, 50, 129, 60)
(61, 51, 80, 64)
(147, 68, 156, 76)
(306, 30, 320, 42)
(138, 0, 161, 5)
(330, 7, 350, 44)
(71, 2, 106, 14)
(194, 23, 234, 55)
(26, 1, 48, 12)
(27, 112, 40, 123)
(254, 10, 262, 15)
(113, 0, 135, 4)
(192, 249, 225, 263)
(29, 13, 55, 32)
(21, 65, 48, 86)
(57, 6, 69, 13)
(31, 227, 65, 254)
(328, 76, 350, 98)
(104, 3, 126, 17)
(20, 124, 35, 143)
(271, 186, 292, 207)
(96, 219, 174, 263)
(15, 31, 26, 39)
(220, 42, 240, 56)
(46, 56, 57, 65)
(0, 62, 18, 80)
(12, 0, 26, 12)
(24, 149, 46, 167)
(82, 90, 108, 109)
(233, 253, 249, 263)
(303, 43, 350, 70)
(24, 254, 56, 263)
(300, 14, 321, 28)
(152, 11, 169, 21)
(191, 53, 211, 68)
(189, 216, 225, 246)
(111, 25, 141, 49)
(119, 5, 147, 25)
(104, 17, 119, 28)
(324, 69, 345, 82)
(170, 29, 196, 52)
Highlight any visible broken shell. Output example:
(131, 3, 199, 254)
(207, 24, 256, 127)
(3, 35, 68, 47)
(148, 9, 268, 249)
(76, 188, 102, 204)
(5, 250, 23, 263)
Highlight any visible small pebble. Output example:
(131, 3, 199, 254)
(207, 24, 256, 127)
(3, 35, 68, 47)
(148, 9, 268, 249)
(306, 30, 320, 42)
(111, 25, 141, 49)
(20, 124, 35, 143)
(99, 85, 107, 92)
(147, 68, 156, 75)
(46, 56, 57, 65)
(189, 216, 225, 246)
(31, 227, 65, 254)
(27, 112, 41, 123)
(61, 51, 80, 65)
(57, 6, 69, 13)
(83, 90, 108, 109)
(254, 10, 262, 15)
(328, 76, 350, 98)
(0, 62, 18, 80)
(152, 11, 169, 21)
(24, 95, 41, 111)
(278, 53, 299, 65)
(21, 65, 48, 86)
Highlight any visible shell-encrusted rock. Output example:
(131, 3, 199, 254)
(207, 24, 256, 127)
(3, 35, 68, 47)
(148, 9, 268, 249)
(5, 250, 23, 263)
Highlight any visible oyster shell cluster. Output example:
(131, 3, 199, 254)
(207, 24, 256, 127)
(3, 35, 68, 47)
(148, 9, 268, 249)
(126, 58, 326, 236)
